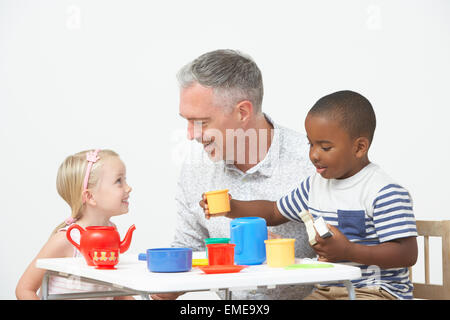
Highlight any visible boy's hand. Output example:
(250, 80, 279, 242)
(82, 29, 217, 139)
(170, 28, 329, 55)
(199, 193, 232, 220)
(267, 231, 282, 239)
(312, 224, 352, 262)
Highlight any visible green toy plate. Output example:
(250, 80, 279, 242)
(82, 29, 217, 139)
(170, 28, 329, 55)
(284, 263, 334, 270)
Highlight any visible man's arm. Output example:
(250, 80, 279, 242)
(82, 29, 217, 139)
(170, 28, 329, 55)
(201, 196, 289, 226)
(172, 180, 209, 250)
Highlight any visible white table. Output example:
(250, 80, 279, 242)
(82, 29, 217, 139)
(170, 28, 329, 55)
(36, 252, 361, 300)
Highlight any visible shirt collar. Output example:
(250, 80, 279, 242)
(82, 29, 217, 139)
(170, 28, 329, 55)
(223, 113, 280, 178)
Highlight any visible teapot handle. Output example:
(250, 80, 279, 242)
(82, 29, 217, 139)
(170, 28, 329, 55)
(66, 224, 84, 251)
(138, 253, 147, 261)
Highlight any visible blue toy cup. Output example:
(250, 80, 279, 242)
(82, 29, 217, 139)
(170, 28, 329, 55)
(230, 217, 268, 265)
(138, 248, 192, 272)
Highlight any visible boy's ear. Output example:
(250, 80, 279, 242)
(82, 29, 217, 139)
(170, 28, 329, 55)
(354, 137, 370, 158)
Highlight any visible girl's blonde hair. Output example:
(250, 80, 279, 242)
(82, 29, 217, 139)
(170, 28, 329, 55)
(52, 149, 119, 235)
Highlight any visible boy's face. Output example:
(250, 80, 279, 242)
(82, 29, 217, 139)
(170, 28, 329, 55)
(305, 114, 368, 180)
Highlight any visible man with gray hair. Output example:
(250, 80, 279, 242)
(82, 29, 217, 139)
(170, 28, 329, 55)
(153, 49, 315, 300)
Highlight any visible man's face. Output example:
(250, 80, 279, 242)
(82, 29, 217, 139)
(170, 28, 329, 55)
(179, 82, 239, 161)
(305, 114, 360, 180)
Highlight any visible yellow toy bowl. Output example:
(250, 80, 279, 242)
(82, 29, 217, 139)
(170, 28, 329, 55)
(264, 238, 296, 268)
(204, 189, 230, 214)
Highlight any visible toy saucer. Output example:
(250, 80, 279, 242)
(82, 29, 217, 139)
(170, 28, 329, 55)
(199, 265, 247, 274)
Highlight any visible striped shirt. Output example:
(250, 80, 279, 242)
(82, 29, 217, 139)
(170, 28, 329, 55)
(276, 162, 418, 299)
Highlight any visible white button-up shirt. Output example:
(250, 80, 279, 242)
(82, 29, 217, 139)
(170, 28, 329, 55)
(172, 114, 316, 299)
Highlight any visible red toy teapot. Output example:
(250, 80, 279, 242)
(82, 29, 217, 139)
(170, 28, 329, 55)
(66, 224, 136, 267)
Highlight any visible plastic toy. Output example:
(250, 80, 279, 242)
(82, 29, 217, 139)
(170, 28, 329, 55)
(313, 216, 333, 239)
(91, 248, 119, 269)
(207, 243, 235, 266)
(264, 239, 295, 267)
(204, 189, 231, 214)
(192, 258, 209, 267)
(300, 211, 318, 246)
(300, 211, 333, 246)
(284, 263, 334, 270)
(139, 248, 192, 273)
(230, 217, 267, 265)
(66, 224, 136, 267)
(198, 265, 247, 274)
(204, 238, 230, 256)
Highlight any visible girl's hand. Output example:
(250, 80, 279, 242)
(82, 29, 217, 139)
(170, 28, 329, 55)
(312, 224, 352, 262)
(199, 193, 232, 220)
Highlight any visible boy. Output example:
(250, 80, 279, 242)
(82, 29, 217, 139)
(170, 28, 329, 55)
(201, 90, 418, 299)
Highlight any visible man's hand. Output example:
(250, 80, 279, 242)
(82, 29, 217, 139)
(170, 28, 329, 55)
(199, 193, 232, 220)
(312, 224, 352, 262)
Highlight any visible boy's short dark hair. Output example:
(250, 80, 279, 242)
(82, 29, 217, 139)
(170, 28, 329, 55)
(308, 90, 376, 144)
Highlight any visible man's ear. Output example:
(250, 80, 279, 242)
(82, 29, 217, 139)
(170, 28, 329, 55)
(235, 100, 253, 123)
(82, 189, 96, 206)
(354, 136, 370, 158)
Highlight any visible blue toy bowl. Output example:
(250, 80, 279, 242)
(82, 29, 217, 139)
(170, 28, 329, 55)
(138, 248, 192, 273)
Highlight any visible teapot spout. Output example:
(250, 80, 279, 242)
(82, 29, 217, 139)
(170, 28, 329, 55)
(119, 224, 136, 253)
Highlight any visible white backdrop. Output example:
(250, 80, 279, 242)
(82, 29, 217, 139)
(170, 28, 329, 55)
(1, 0, 449, 299)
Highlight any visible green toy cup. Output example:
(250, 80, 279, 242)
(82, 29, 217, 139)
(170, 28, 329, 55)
(204, 238, 230, 256)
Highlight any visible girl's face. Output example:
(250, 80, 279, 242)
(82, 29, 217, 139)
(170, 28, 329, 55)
(305, 114, 368, 180)
(91, 156, 132, 217)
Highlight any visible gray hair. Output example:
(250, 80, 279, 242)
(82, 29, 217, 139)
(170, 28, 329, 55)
(177, 49, 264, 113)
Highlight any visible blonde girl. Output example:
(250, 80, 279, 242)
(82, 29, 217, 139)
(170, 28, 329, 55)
(16, 149, 133, 299)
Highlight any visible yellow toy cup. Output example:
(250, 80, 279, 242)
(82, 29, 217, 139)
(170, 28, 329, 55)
(264, 238, 296, 268)
(204, 189, 231, 214)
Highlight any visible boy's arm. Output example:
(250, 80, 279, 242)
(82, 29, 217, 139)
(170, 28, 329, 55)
(200, 195, 289, 226)
(348, 236, 418, 268)
(200, 177, 311, 225)
(313, 225, 418, 268)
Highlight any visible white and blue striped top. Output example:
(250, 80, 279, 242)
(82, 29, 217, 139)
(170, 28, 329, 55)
(276, 162, 418, 299)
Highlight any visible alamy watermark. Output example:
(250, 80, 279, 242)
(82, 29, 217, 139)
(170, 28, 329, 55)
(171, 121, 278, 166)
(66, 5, 82, 30)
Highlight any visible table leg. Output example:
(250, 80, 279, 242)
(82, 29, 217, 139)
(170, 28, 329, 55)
(344, 280, 356, 300)
(41, 272, 49, 300)
(224, 289, 232, 300)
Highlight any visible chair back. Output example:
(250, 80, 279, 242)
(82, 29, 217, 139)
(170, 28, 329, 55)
(410, 220, 450, 299)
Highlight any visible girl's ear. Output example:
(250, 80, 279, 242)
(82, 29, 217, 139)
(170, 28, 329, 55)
(354, 136, 370, 158)
(82, 189, 96, 206)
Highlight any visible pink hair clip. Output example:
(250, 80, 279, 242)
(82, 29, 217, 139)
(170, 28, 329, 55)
(65, 217, 77, 225)
(86, 150, 100, 163)
(82, 149, 101, 194)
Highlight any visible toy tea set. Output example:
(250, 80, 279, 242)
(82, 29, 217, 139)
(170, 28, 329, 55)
(66, 189, 332, 273)
(66, 224, 136, 269)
